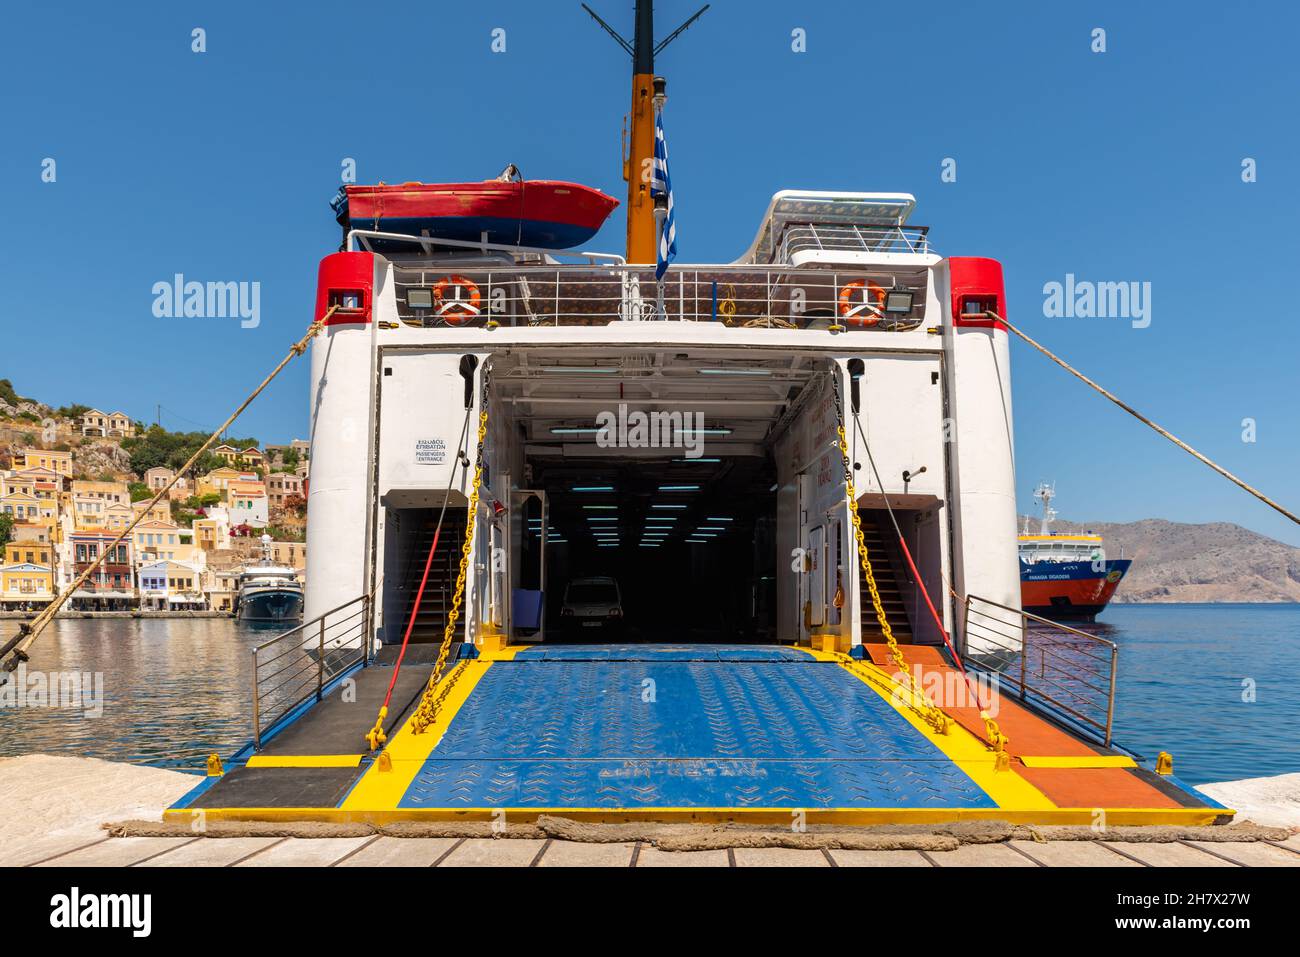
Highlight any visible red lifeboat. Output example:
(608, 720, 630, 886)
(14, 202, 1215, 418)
(332, 166, 619, 250)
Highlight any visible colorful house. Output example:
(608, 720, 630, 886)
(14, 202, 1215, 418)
(131, 519, 199, 564)
(70, 479, 129, 529)
(138, 560, 207, 611)
(196, 467, 254, 500)
(0, 561, 55, 610)
(266, 471, 304, 509)
(213, 445, 264, 469)
(68, 532, 134, 610)
(19, 449, 73, 478)
(80, 409, 136, 438)
(131, 499, 172, 525)
(228, 485, 269, 528)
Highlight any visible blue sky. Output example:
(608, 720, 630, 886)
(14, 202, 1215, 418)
(4, 1, 1298, 544)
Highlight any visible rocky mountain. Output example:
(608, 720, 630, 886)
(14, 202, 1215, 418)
(1019, 516, 1300, 603)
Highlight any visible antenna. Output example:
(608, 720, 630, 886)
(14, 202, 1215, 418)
(581, 2, 710, 262)
(655, 4, 710, 56)
(581, 3, 632, 54)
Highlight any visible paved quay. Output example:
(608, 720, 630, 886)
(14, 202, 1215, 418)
(3, 755, 1297, 868)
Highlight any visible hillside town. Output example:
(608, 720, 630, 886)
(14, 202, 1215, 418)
(0, 391, 308, 615)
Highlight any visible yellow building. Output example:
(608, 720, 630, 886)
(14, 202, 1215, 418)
(19, 449, 73, 478)
(132, 520, 200, 564)
(4, 541, 54, 569)
(70, 479, 129, 529)
(80, 409, 135, 438)
(197, 467, 253, 500)
(132, 499, 172, 524)
(1, 490, 43, 523)
(0, 560, 55, 609)
(213, 445, 264, 469)
(192, 516, 230, 552)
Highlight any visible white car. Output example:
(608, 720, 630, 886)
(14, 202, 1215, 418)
(560, 576, 624, 633)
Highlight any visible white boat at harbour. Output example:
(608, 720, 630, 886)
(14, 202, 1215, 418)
(234, 535, 303, 623)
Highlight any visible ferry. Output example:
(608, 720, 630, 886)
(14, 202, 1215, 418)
(1019, 483, 1132, 621)
(166, 0, 1229, 829)
(233, 535, 304, 623)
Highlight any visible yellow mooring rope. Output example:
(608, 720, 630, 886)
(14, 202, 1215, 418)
(0, 308, 334, 687)
(982, 310, 1300, 526)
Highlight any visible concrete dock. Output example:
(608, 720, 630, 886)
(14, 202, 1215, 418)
(2, 755, 1297, 868)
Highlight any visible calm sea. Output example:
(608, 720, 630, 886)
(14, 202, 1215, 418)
(0, 604, 1296, 784)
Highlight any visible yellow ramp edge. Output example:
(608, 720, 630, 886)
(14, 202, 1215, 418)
(1018, 755, 1138, 769)
(245, 754, 365, 769)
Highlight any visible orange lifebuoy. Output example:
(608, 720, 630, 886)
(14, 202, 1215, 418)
(432, 275, 482, 326)
(838, 280, 888, 327)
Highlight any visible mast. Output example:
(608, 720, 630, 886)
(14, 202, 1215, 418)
(626, 0, 656, 264)
(583, 2, 708, 263)
(1034, 482, 1057, 536)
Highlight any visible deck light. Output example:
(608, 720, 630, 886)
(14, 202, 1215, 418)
(696, 527, 725, 532)
(657, 485, 699, 492)
(673, 457, 721, 463)
(685, 538, 709, 543)
(587, 516, 618, 522)
(650, 504, 687, 510)
(674, 428, 732, 436)
(572, 485, 615, 492)
(885, 290, 914, 314)
(698, 368, 772, 376)
(551, 427, 602, 435)
(583, 505, 617, 510)
(706, 517, 733, 522)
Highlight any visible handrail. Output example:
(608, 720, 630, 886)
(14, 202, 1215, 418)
(961, 593, 1118, 746)
(387, 263, 931, 330)
(251, 592, 373, 749)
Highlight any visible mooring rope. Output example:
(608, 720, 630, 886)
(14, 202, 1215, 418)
(977, 310, 1299, 526)
(0, 308, 334, 687)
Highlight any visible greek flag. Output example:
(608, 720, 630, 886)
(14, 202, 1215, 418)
(651, 110, 676, 280)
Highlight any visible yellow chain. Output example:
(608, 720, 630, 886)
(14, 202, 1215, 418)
(408, 410, 489, 737)
(838, 427, 951, 736)
(837, 424, 1011, 766)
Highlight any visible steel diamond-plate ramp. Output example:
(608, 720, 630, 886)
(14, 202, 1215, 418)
(398, 645, 995, 810)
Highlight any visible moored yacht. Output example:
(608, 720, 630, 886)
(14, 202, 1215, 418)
(235, 534, 304, 622)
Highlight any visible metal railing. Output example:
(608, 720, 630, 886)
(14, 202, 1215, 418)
(776, 223, 932, 262)
(251, 593, 372, 749)
(390, 263, 930, 331)
(961, 594, 1119, 746)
